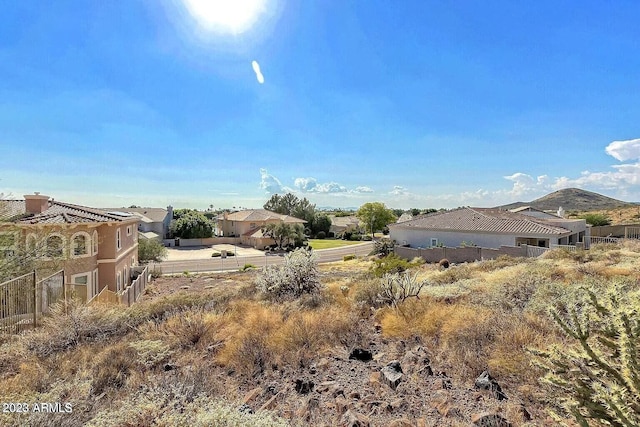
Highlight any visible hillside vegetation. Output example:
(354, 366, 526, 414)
(1, 243, 640, 426)
(501, 187, 634, 212)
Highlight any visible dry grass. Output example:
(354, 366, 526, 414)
(2, 246, 637, 425)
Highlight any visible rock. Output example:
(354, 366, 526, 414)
(242, 387, 262, 404)
(341, 409, 370, 427)
(369, 371, 381, 387)
(317, 381, 337, 393)
(380, 360, 403, 390)
(348, 391, 361, 400)
(402, 346, 433, 376)
(349, 348, 373, 362)
(295, 378, 315, 395)
(237, 403, 253, 414)
(471, 412, 512, 427)
(474, 371, 507, 400)
(389, 418, 413, 427)
(163, 363, 177, 371)
(180, 285, 190, 289)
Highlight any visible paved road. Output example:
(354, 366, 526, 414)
(153, 242, 374, 274)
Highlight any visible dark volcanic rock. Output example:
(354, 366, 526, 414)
(380, 360, 404, 390)
(295, 378, 315, 395)
(349, 348, 373, 362)
(475, 371, 507, 400)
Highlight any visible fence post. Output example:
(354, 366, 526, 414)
(32, 270, 37, 328)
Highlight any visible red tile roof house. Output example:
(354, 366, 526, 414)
(389, 207, 589, 249)
(0, 193, 139, 302)
(216, 209, 306, 249)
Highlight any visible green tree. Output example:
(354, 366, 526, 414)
(262, 222, 305, 249)
(312, 213, 332, 236)
(263, 193, 317, 229)
(356, 202, 397, 238)
(579, 213, 612, 226)
(138, 238, 168, 263)
(170, 212, 213, 239)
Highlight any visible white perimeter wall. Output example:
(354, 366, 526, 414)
(390, 228, 560, 249)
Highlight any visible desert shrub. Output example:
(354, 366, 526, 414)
(343, 254, 356, 261)
(377, 272, 429, 310)
(431, 263, 474, 285)
(24, 300, 131, 358)
(542, 248, 594, 263)
(438, 258, 450, 269)
(161, 310, 216, 349)
(579, 212, 611, 226)
(212, 251, 221, 257)
(241, 263, 257, 270)
(91, 342, 138, 395)
(86, 387, 289, 427)
(316, 231, 326, 239)
(352, 277, 387, 310)
(215, 302, 281, 376)
(255, 248, 323, 301)
(361, 235, 372, 241)
(128, 340, 174, 369)
(474, 255, 528, 272)
(370, 253, 413, 277)
(532, 281, 640, 426)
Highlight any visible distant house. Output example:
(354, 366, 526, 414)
(396, 213, 414, 223)
(389, 207, 588, 249)
(101, 206, 173, 240)
(216, 209, 306, 249)
(0, 193, 140, 301)
(329, 216, 361, 237)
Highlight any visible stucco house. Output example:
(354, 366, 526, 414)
(216, 209, 306, 249)
(1, 193, 140, 301)
(329, 215, 361, 237)
(389, 207, 588, 249)
(102, 206, 173, 240)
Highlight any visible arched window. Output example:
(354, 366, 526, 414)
(72, 232, 90, 257)
(46, 234, 64, 258)
(92, 231, 99, 255)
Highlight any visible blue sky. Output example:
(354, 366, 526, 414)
(1, 1, 640, 210)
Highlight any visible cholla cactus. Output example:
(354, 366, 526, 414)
(532, 281, 640, 426)
(255, 248, 322, 301)
(377, 272, 428, 311)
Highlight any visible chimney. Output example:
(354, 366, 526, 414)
(24, 193, 51, 215)
(167, 205, 174, 219)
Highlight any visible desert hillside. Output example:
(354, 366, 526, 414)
(1, 244, 639, 426)
(501, 187, 634, 212)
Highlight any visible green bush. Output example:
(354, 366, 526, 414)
(370, 254, 413, 277)
(579, 213, 611, 226)
(241, 264, 257, 271)
(349, 234, 362, 241)
(211, 252, 221, 257)
(138, 238, 168, 263)
(316, 231, 326, 239)
(343, 254, 356, 261)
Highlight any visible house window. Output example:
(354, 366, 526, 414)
(92, 231, 99, 255)
(72, 274, 89, 285)
(430, 238, 438, 247)
(72, 233, 90, 257)
(126, 225, 132, 236)
(46, 234, 64, 258)
(116, 229, 122, 251)
(92, 269, 99, 297)
(117, 272, 122, 292)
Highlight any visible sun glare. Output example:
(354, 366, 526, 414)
(183, 0, 267, 34)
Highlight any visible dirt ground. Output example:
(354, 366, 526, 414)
(165, 244, 265, 261)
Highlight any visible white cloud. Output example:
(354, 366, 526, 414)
(605, 138, 640, 161)
(389, 185, 409, 196)
(252, 60, 264, 84)
(315, 182, 348, 193)
(294, 177, 317, 192)
(354, 186, 374, 193)
(259, 168, 290, 194)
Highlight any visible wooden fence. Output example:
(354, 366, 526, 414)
(0, 270, 65, 334)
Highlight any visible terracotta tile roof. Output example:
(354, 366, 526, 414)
(220, 209, 306, 223)
(0, 200, 27, 220)
(389, 207, 571, 235)
(3, 200, 138, 225)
